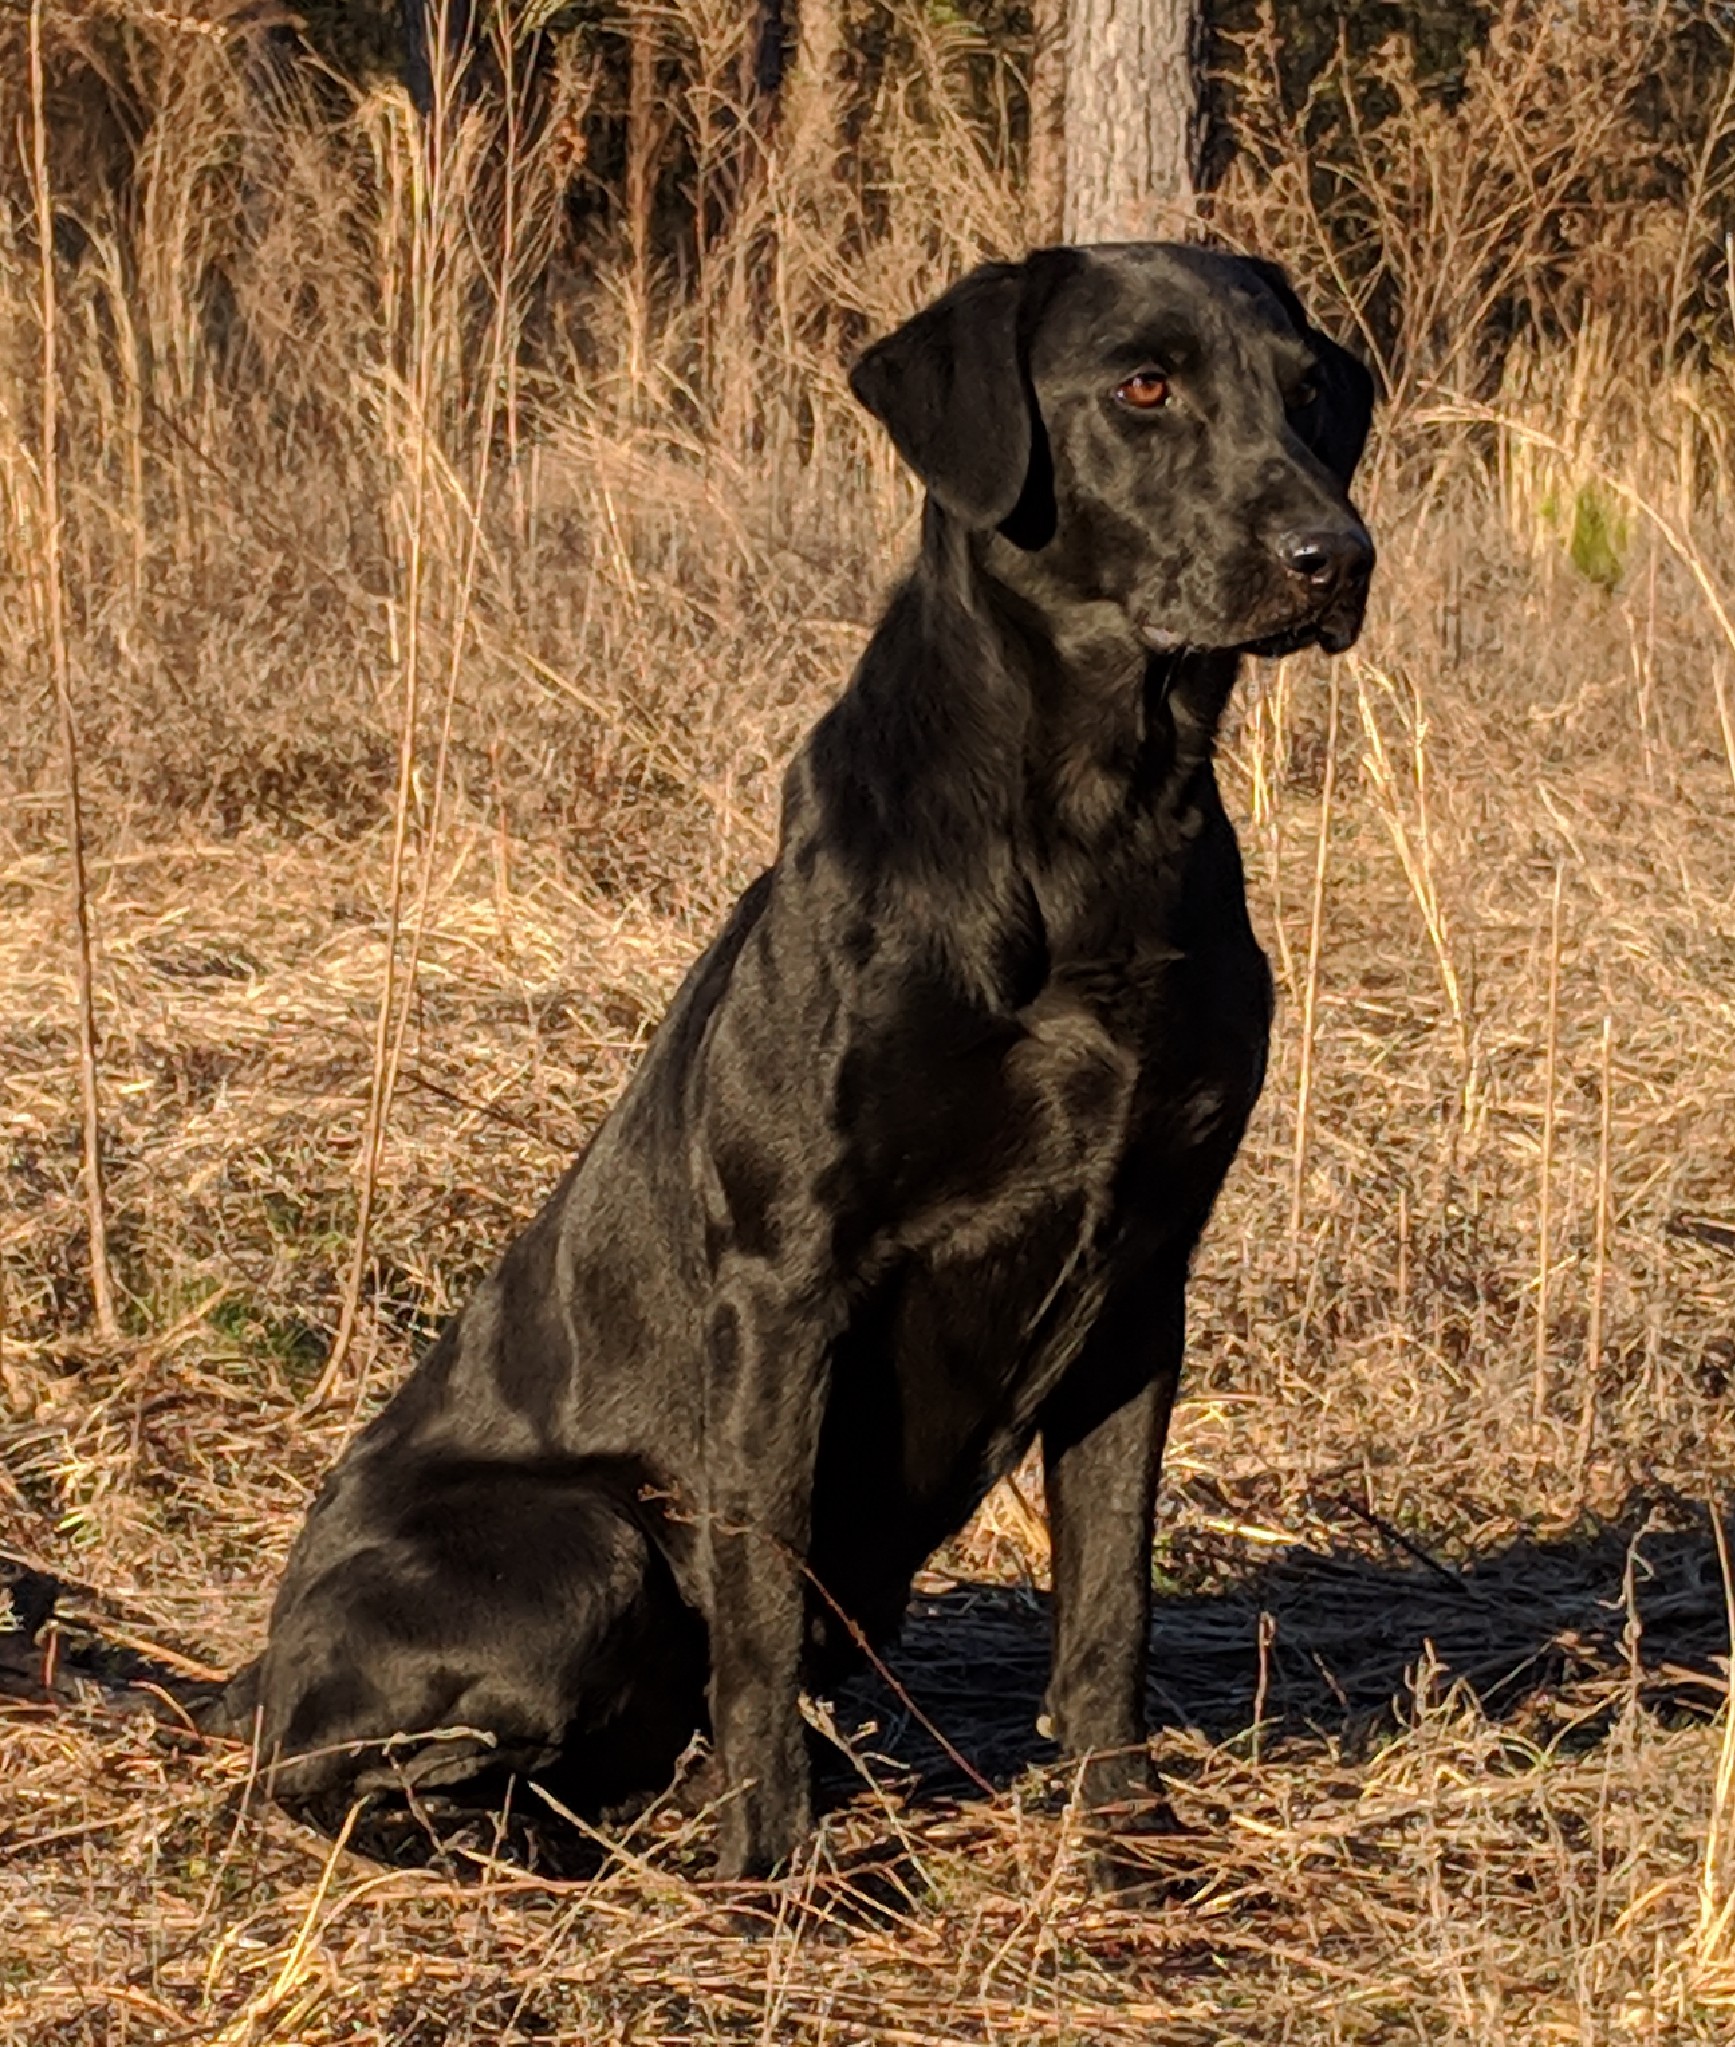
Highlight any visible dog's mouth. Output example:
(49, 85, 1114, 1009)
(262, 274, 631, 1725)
(1137, 598, 1367, 661)
(1243, 603, 1366, 659)
(1135, 527, 1373, 662)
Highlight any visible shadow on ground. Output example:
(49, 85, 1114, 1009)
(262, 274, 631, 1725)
(828, 1503, 1734, 1803)
(9, 1504, 1728, 1876)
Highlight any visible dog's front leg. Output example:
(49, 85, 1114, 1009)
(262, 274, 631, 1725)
(702, 1268, 831, 1881)
(1040, 1278, 1184, 1808)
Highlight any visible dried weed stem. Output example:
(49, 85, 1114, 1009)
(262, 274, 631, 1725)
(28, 0, 118, 1343)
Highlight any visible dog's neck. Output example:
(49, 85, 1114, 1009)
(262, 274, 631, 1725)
(800, 504, 1252, 1013)
(929, 502, 1240, 823)
(814, 503, 1244, 901)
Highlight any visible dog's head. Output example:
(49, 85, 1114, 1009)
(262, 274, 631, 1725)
(849, 244, 1376, 659)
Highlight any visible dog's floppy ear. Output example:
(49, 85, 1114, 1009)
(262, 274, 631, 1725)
(849, 261, 1035, 529)
(1243, 258, 1377, 487)
(1307, 329, 1376, 486)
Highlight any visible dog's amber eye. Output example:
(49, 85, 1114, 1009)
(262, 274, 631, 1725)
(1115, 369, 1171, 411)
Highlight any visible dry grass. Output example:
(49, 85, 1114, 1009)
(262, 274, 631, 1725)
(5, 1, 1735, 2038)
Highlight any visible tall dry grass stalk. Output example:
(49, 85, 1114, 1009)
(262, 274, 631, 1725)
(1576, 1014, 1615, 1483)
(1714, 661, 1735, 803)
(311, 91, 441, 1410)
(27, 0, 118, 1344)
(1286, 664, 1337, 1265)
(300, 9, 600, 1406)
(1353, 661, 1471, 1093)
(1534, 860, 1563, 1421)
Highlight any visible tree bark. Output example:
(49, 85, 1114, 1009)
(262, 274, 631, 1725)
(1027, 0, 1067, 246)
(1061, 0, 1204, 243)
(783, 0, 844, 186)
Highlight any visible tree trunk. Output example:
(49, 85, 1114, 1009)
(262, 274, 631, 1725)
(1061, 0, 1203, 243)
(784, 0, 844, 186)
(1027, 0, 1067, 246)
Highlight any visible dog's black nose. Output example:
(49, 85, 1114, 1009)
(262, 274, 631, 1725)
(1276, 526, 1374, 592)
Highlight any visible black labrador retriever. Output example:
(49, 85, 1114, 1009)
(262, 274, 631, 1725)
(213, 243, 1375, 1881)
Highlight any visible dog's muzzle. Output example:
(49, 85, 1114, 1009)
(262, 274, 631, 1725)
(1274, 522, 1375, 653)
(1136, 518, 1375, 659)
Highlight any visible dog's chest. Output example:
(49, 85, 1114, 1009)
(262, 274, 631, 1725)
(1033, 805, 1271, 1173)
(830, 856, 1268, 1451)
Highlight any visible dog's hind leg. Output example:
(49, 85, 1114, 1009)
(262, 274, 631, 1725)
(246, 1456, 707, 1826)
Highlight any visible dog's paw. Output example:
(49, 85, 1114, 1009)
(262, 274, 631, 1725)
(706, 1833, 804, 1941)
(701, 1881, 787, 1940)
(1083, 1836, 1169, 1902)
(1069, 1742, 1162, 1814)
(711, 1833, 790, 1885)
(1077, 1770, 1197, 1904)
(713, 1801, 810, 1886)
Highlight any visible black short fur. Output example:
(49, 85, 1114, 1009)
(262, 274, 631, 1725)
(215, 243, 1376, 1880)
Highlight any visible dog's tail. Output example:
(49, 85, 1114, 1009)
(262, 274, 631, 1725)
(0, 1551, 240, 1736)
